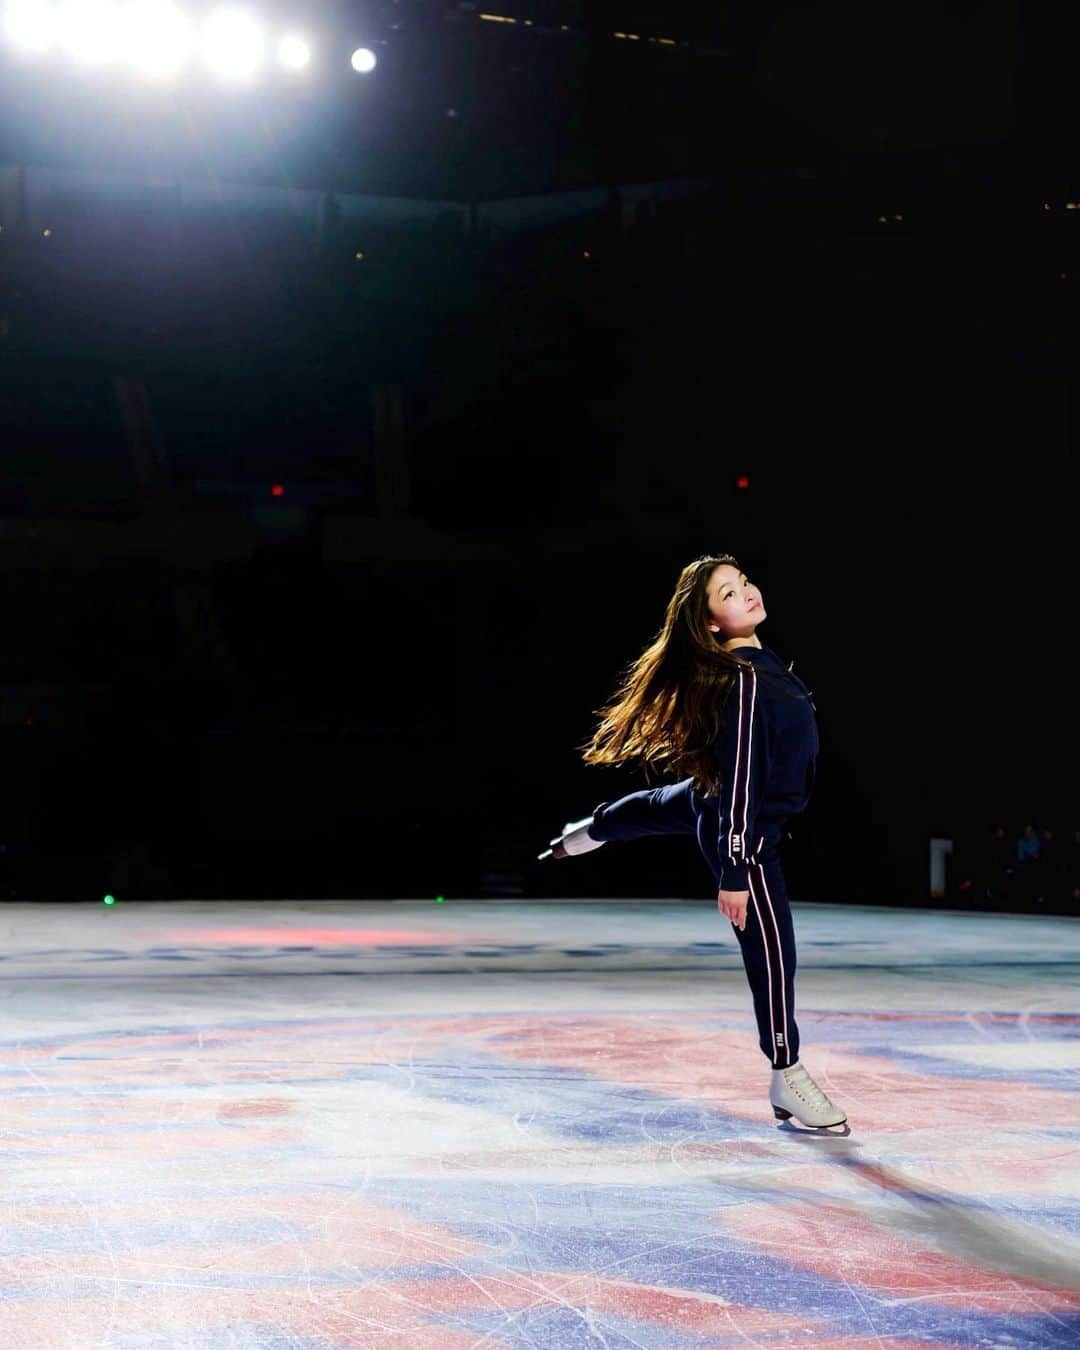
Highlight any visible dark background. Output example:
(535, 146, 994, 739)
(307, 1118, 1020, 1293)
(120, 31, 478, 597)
(0, 2, 1073, 905)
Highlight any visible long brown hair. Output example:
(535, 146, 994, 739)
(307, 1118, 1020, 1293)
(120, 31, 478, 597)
(580, 554, 756, 796)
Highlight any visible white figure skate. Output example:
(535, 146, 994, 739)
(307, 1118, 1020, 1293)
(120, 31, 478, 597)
(770, 1062, 847, 1127)
(537, 816, 606, 862)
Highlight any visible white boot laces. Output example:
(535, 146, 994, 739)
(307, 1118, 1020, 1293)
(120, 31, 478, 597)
(785, 1064, 832, 1110)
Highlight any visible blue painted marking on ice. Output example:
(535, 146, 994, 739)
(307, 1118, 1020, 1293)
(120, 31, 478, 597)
(341, 1054, 754, 1143)
(848, 1042, 1080, 1088)
(355, 1179, 1080, 1349)
(0, 1217, 315, 1260)
(111, 1332, 335, 1350)
(434, 1305, 714, 1348)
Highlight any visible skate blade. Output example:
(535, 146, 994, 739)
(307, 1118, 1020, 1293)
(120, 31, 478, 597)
(777, 1107, 853, 1128)
(774, 1105, 849, 1130)
(538, 839, 569, 861)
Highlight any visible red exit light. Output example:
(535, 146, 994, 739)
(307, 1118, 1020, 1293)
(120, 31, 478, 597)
(270, 483, 285, 498)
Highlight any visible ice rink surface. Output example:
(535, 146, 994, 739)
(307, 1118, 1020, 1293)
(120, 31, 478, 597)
(0, 899, 1077, 1348)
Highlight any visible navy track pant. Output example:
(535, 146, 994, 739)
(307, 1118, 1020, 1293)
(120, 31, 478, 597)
(587, 778, 800, 1068)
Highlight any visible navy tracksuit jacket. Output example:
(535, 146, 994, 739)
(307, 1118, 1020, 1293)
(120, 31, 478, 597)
(587, 645, 819, 1067)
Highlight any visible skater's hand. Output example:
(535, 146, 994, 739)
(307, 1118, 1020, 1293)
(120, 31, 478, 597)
(717, 888, 749, 930)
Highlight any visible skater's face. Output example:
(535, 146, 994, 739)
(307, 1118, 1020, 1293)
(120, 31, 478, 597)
(705, 564, 765, 643)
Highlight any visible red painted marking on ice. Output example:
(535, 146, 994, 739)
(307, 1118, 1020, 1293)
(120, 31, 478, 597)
(790, 1049, 1080, 1132)
(477, 1018, 1080, 1131)
(809, 1341, 967, 1349)
(411, 1272, 830, 1336)
(3, 1240, 851, 1345)
(809, 1011, 1080, 1025)
(0, 1096, 310, 1130)
(0, 1291, 483, 1348)
(2, 1125, 302, 1158)
(689, 1141, 1080, 1209)
(216, 1099, 292, 1119)
(156, 927, 478, 945)
(0, 1256, 970, 1348)
(4, 1014, 1078, 1138)
(721, 1200, 1080, 1314)
(0, 1194, 485, 1292)
(0, 1191, 480, 1247)
(0, 1018, 485, 1063)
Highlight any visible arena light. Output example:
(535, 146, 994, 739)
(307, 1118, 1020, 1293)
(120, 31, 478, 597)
(349, 45, 375, 74)
(60, 0, 124, 64)
(3, 0, 58, 53)
(6, 1, 317, 81)
(201, 6, 264, 81)
(124, 0, 191, 77)
(276, 32, 308, 70)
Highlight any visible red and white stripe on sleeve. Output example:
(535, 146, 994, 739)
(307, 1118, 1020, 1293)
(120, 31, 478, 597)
(717, 666, 768, 891)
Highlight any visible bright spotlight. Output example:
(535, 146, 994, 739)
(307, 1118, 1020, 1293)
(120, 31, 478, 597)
(350, 46, 375, 74)
(3, 0, 58, 53)
(277, 32, 309, 70)
(202, 6, 264, 81)
(60, 0, 123, 64)
(124, 0, 191, 77)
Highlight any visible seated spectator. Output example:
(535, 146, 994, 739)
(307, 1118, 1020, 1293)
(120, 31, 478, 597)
(1017, 823, 1040, 864)
(976, 822, 1014, 908)
(1015, 822, 1047, 908)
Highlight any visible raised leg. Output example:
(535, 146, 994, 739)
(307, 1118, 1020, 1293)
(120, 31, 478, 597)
(587, 777, 704, 844)
(539, 777, 705, 861)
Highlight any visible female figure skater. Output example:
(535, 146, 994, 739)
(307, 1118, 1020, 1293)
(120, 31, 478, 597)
(539, 553, 846, 1129)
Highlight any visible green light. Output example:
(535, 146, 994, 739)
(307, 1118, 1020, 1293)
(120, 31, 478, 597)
(435, 895, 445, 904)
(103, 895, 116, 906)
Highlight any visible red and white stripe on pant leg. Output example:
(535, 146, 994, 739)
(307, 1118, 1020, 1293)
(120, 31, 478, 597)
(748, 859, 791, 1068)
